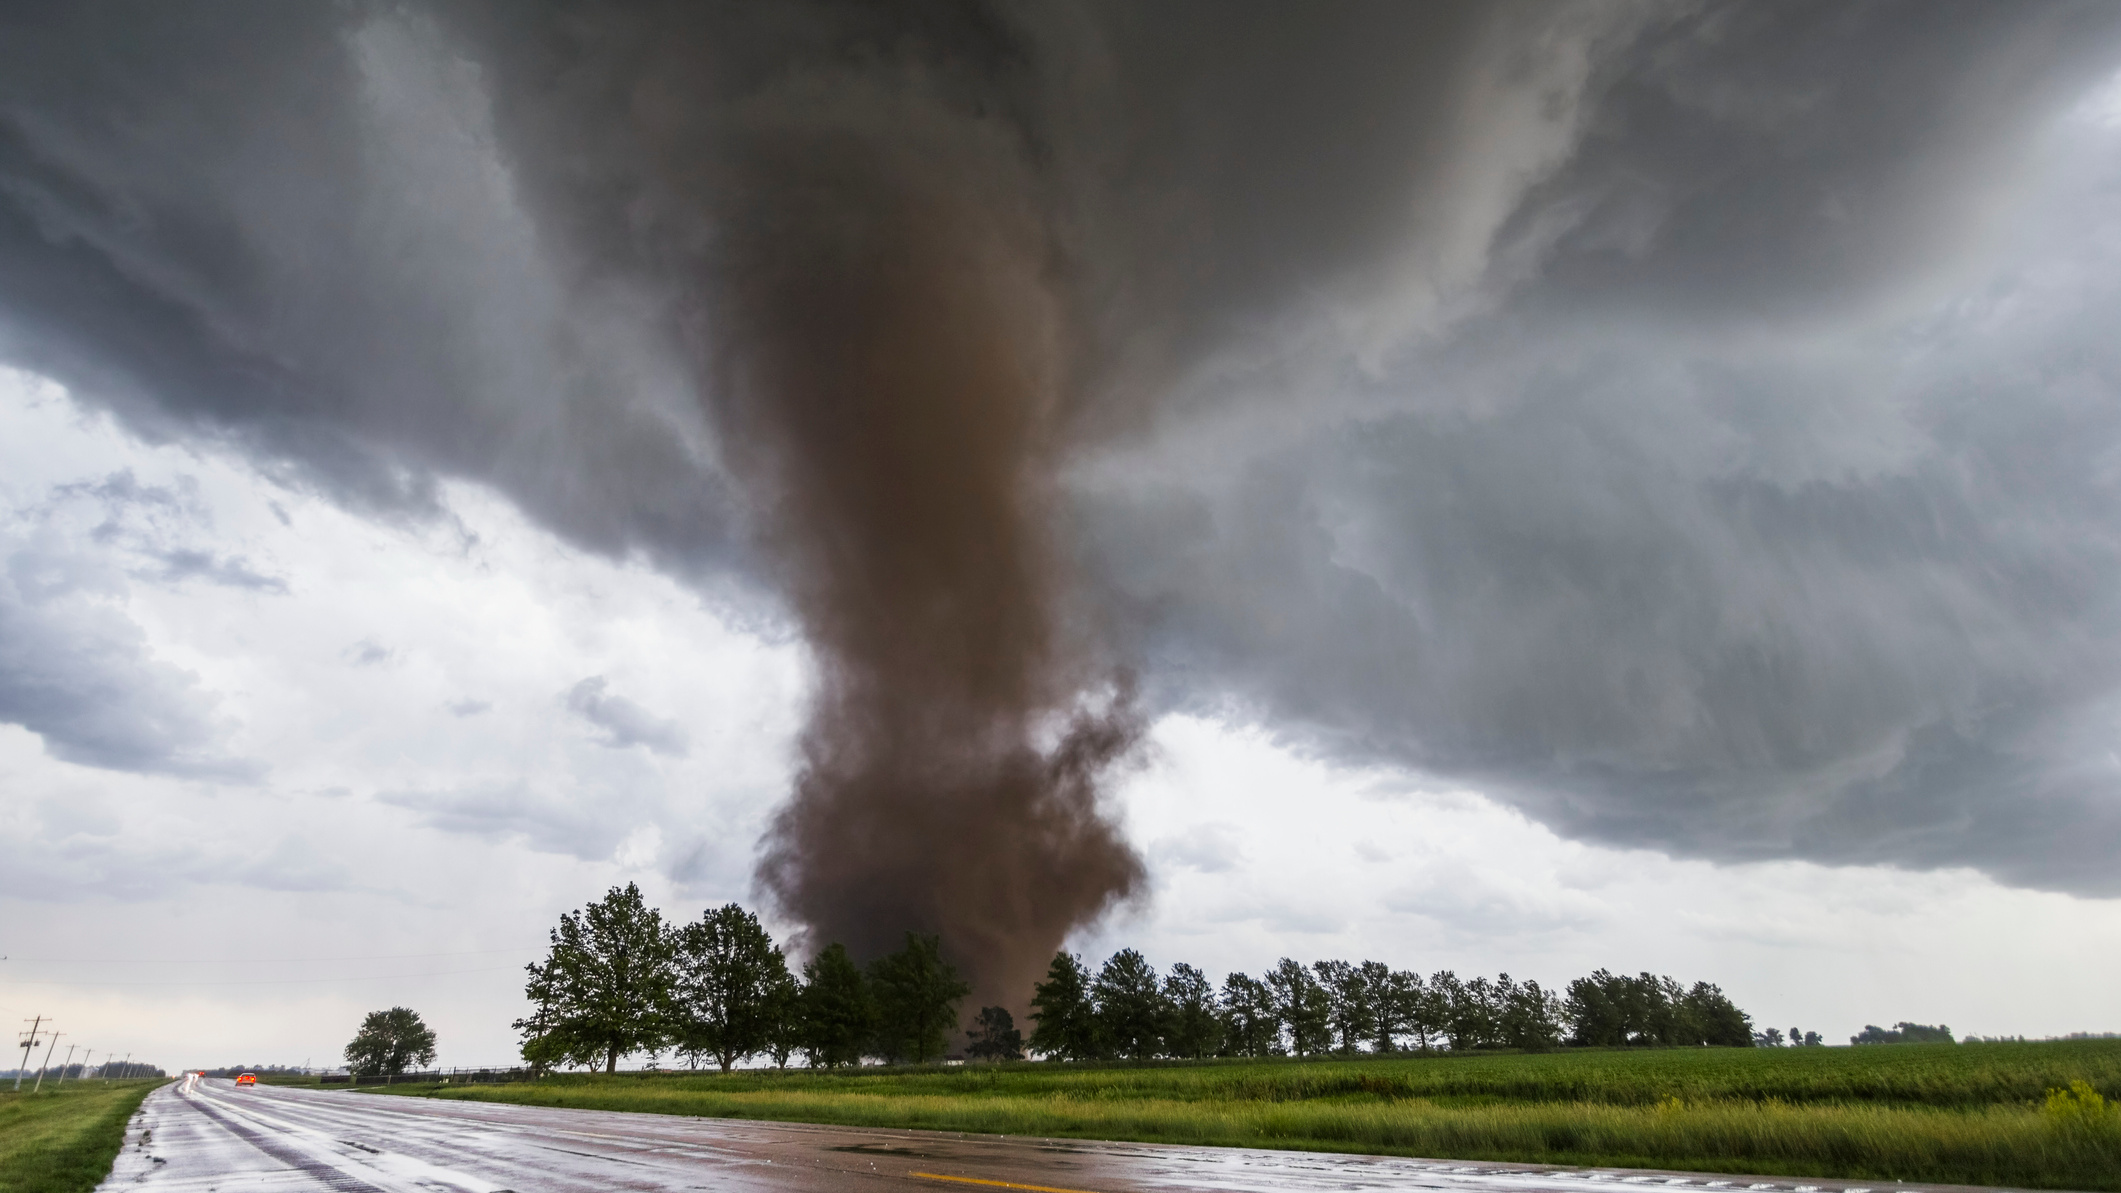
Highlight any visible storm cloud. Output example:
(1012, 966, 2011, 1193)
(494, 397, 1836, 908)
(0, 0, 2118, 999)
(565, 676, 689, 757)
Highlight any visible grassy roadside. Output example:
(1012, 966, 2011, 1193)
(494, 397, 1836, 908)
(375, 1041, 2121, 1190)
(0, 1080, 164, 1193)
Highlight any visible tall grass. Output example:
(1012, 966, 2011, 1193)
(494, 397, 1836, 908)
(0, 1081, 161, 1193)
(384, 1041, 2121, 1190)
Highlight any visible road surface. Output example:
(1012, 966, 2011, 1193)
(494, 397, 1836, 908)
(101, 1076, 1999, 1193)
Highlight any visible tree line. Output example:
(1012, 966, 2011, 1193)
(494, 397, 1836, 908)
(1851, 1022, 1954, 1045)
(515, 884, 970, 1071)
(1026, 952, 1755, 1060)
(515, 886, 1757, 1072)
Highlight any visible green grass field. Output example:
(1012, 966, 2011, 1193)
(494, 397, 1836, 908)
(376, 1041, 2121, 1190)
(0, 1080, 163, 1193)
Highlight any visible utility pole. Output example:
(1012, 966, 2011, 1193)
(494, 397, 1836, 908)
(33, 1031, 63, 1092)
(80, 1050, 95, 1083)
(55, 1044, 76, 1085)
(15, 1016, 42, 1092)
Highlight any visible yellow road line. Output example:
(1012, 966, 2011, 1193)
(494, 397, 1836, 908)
(908, 1171, 1108, 1193)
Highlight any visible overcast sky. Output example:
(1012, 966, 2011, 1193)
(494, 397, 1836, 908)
(5, 2, 2121, 1070)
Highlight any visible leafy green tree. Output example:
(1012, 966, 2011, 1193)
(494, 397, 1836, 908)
(1644, 974, 1691, 1044)
(1093, 949, 1169, 1061)
(344, 1007, 437, 1077)
(1677, 982, 1754, 1046)
(1849, 1021, 1951, 1045)
(1265, 958, 1331, 1056)
(1029, 951, 1100, 1061)
(763, 964, 803, 1067)
(672, 903, 794, 1072)
(1566, 970, 1754, 1048)
(1429, 970, 1472, 1049)
(1218, 972, 1280, 1057)
(1359, 961, 1397, 1052)
(799, 943, 874, 1067)
(1314, 959, 1373, 1053)
(1400, 969, 1448, 1051)
(1461, 975, 1506, 1049)
(1496, 974, 1564, 1050)
(1564, 969, 1628, 1046)
(868, 933, 969, 1064)
(1163, 963, 1223, 1059)
(966, 1006, 1025, 1061)
(516, 882, 677, 1072)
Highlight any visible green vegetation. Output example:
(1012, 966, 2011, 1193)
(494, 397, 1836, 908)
(345, 1006, 439, 1078)
(0, 1081, 162, 1193)
(378, 1040, 2121, 1190)
(518, 890, 1756, 1074)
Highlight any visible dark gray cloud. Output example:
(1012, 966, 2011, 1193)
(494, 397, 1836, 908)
(1088, 59, 2121, 895)
(0, 540, 252, 778)
(1, 0, 2120, 908)
(1, 470, 260, 777)
(0, 2, 744, 580)
(563, 677, 689, 758)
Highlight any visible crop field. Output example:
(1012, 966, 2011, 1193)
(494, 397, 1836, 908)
(376, 1041, 2121, 1190)
(0, 1080, 162, 1193)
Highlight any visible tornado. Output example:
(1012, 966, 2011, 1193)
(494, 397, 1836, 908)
(711, 112, 1149, 1006)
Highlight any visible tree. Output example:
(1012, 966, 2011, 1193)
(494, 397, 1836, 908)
(1457, 975, 1504, 1049)
(1404, 970, 1450, 1051)
(1028, 952, 1099, 1061)
(1496, 974, 1564, 1051)
(1374, 967, 1431, 1051)
(1163, 963, 1223, 1059)
(515, 882, 676, 1073)
(1358, 962, 1397, 1052)
(763, 964, 803, 1068)
(1430, 971, 1476, 1049)
(966, 1006, 1025, 1061)
(1218, 972, 1281, 1057)
(868, 933, 969, 1064)
(1093, 949, 1169, 1061)
(1564, 969, 1627, 1046)
(671, 904, 794, 1072)
(1565, 970, 1754, 1048)
(1265, 958, 1331, 1056)
(1677, 982, 1754, 1046)
(1851, 1021, 1951, 1045)
(799, 943, 874, 1068)
(1314, 959, 1373, 1054)
(344, 1007, 436, 1078)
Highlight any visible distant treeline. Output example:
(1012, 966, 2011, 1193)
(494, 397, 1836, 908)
(514, 886, 1758, 1072)
(1, 1061, 164, 1080)
(205, 1064, 310, 1077)
(1966, 1032, 2120, 1043)
(1853, 1022, 1955, 1045)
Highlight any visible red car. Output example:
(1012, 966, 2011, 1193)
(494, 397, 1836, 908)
(234, 1074, 257, 1087)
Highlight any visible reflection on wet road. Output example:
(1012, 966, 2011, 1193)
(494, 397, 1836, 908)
(100, 1077, 1980, 1193)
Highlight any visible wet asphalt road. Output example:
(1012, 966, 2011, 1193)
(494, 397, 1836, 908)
(99, 1076, 2008, 1193)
